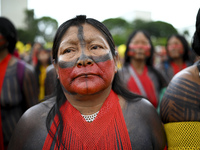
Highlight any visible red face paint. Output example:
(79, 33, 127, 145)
(167, 44, 184, 54)
(127, 50, 136, 56)
(128, 44, 151, 57)
(58, 53, 115, 95)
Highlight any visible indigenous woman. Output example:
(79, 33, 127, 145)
(156, 34, 193, 85)
(156, 34, 193, 113)
(0, 17, 38, 150)
(8, 15, 166, 150)
(160, 9, 200, 149)
(118, 30, 167, 109)
(35, 47, 51, 101)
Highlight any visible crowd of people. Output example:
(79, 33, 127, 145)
(0, 8, 199, 150)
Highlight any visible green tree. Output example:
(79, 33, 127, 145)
(17, 9, 58, 44)
(102, 18, 178, 46)
(103, 18, 131, 45)
(17, 9, 38, 43)
(36, 17, 58, 43)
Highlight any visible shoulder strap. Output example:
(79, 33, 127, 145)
(128, 65, 147, 97)
(17, 59, 25, 91)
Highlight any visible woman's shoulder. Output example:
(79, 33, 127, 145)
(121, 97, 167, 149)
(25, 96, 55, 117)
(18, 96, 55, 127)
(160, 63, 200, 123)
(123, 97, 159, 119)
(8, 96, 56, 150)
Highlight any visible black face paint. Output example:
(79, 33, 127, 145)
(58, 53, 112, 68)
(77, 25, 85, 48)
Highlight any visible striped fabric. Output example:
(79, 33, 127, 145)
(0, 60, 38, 145)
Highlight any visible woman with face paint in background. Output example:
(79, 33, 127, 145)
(118, 30, 167, 109)
(8, 15, 166, 150)
(156, 34, 193, 85)
(0, 17, 38, 150)
(34, 46, 52, 101)
(160, 9, 200, 149)
(155, 34, 193, 114)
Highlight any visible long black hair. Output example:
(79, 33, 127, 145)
(46, 15, 143, 148)
(0, 17, 17, 54)
(123, 30, 154, 67)
(192, 8, 200, 56)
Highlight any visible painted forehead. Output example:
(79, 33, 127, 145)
(59, 23, 109, 47)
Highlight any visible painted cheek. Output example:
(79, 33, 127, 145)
(142, 45, 151, 56)
(58, 66, 73, 93)
(128, 44, 137, 56)
(168, 45, 184, 54)
(127, 50, 136, 56)
(178, 45, 184, 54)
(128, 44, 150, 56)
(58, 59, 115, 95)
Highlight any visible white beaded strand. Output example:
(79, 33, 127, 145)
(81, 111, 99, 122)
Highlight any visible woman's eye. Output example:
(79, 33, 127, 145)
(91, 45, 101, 50)
(63, 49, 72, 54)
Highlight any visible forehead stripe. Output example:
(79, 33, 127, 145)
(78, 25, 85, 48)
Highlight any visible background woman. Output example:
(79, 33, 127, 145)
(156, 34, 193, 84)
(118, 30, 167, 108)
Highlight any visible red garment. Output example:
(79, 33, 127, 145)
(43, 90, 132, 150)
(127, 65, 158, 108)
(0, 54, 12, 150)
(170, 62, 187, 75)
(13, 50, 20, 59)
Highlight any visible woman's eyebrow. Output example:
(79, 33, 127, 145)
(86, 35, 107, 44)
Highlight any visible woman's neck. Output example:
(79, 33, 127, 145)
(172, 57, 184, 66)
(64, 86, 112, 115)
(130, 58, 146, 75)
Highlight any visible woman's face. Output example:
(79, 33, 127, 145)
(38, 50, 50, 65)
(128, 32, 151, 61)
(55, 23, 116, 95)
(167, 36, 184, 59)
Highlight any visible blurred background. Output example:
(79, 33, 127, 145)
(0, 0, 199, 64)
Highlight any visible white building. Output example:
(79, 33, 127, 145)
(0, 0, 27, 28)
(121, 10, 152, 22)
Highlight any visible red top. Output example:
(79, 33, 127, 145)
(127, 65, 158, 108)
(43, 90, 132, 150)
(0, 54, 12, 150)
(171, 62, 187, 75)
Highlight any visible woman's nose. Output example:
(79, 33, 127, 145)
(77, 53, 94, 68)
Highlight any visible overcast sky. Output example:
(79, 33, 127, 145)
(28, 0, 200, 31)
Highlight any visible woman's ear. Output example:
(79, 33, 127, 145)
(52, 59, 59, 79)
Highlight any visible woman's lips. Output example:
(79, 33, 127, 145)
(72, 72, 100, 81)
